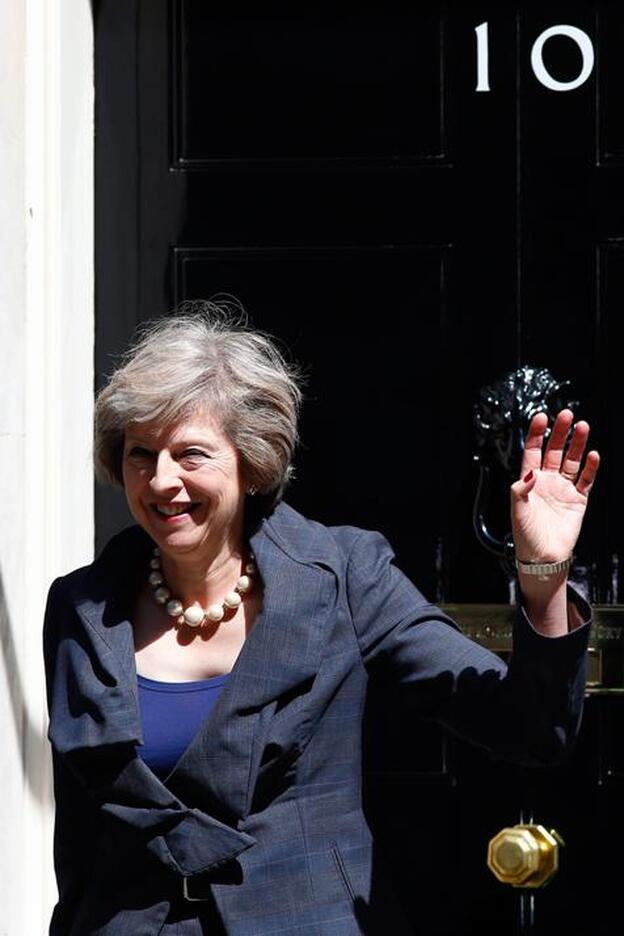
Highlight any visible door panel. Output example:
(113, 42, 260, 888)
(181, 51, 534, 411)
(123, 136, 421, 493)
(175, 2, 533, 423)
(172, 4, 446, 167)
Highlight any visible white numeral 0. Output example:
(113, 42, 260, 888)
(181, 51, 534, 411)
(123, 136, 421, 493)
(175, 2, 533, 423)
(531, 25, 594, 91)
(475, 22, 595, 92)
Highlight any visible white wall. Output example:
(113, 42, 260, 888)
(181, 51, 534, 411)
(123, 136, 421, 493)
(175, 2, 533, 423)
(0, 1, 94, 932)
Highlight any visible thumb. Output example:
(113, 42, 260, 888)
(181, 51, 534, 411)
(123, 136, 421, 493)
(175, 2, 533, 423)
(511, 469, 538, 500)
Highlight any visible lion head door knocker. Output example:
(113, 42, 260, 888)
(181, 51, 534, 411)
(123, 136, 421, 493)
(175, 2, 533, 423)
(473, 366, 579, 599)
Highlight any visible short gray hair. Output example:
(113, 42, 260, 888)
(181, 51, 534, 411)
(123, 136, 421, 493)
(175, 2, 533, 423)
(94, 300, 302, 507)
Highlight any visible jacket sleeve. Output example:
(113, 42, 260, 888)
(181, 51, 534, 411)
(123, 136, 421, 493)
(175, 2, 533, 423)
(43, 578, 256, 891)
(47, 747, 102, 931)
(345, 530, 590, 765)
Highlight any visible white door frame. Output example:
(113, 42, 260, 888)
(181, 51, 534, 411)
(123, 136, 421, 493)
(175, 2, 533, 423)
(0, 1, 94, 930)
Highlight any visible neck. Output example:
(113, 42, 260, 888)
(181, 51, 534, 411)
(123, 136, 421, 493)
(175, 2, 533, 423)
(160, 542, 248, 608)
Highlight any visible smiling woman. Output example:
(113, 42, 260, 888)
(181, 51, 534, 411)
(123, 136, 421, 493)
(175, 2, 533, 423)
(43, 300, 599, 935)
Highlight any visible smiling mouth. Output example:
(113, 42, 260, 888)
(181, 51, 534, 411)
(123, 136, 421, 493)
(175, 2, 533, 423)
(152, 503, 200, 518)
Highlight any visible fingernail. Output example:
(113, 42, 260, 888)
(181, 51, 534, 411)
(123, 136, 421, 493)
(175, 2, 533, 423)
(524, 470, 533, 482)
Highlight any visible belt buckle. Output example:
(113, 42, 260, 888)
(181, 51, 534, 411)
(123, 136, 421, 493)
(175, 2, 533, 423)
(183, 877, 212, 902)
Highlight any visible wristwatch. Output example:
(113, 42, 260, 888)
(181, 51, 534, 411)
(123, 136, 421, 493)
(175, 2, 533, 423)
(514, 556, 573, 580)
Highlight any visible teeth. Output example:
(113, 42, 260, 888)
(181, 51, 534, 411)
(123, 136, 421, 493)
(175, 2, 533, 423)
(156, 504, 192, 516)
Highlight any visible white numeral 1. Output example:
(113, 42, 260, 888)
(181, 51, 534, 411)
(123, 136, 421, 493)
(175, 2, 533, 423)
(475, 22, 490, 92)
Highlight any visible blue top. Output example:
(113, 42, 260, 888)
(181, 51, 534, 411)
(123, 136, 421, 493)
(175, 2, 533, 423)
(137, 672, 229, 779)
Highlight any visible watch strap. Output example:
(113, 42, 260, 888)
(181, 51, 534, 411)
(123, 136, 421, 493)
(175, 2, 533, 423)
(515, 555, 573, 578)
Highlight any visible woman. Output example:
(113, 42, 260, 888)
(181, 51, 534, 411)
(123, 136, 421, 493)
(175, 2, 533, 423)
(44, 305, 598, 935)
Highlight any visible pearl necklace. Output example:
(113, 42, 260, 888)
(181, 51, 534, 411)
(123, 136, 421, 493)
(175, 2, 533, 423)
(148, 547, 256, 628)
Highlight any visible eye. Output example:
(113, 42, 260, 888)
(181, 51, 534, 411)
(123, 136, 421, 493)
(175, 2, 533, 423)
(178, 448, 211, 466)
(127, 445, 153, 459)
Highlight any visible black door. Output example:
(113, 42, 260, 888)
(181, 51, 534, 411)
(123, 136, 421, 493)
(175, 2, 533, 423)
(94, 3, 624, 932)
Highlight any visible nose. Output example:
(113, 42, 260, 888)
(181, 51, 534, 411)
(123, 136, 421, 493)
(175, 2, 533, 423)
(148, 451, 183, 497)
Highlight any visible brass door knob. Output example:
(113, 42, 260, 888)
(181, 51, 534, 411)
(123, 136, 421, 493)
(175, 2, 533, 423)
(487, 824, 564, 888)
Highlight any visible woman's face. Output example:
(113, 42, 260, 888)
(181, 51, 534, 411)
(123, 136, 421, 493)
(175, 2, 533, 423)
(121, 410, 247, 562)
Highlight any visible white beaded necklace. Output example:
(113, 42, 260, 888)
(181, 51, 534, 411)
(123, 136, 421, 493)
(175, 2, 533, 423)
(148, 547, 256, 629)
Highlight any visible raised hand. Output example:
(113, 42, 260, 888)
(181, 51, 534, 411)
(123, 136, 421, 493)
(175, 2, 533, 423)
(510, 410, 600, 566)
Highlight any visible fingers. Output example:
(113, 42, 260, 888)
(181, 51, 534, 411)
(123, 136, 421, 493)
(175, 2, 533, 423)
(518, 409, 599, 496)
(560, 420, 590, 481)
(576, 450, 600, 497)
(519, 412, 549, 477)
(542, 409, 575, 471)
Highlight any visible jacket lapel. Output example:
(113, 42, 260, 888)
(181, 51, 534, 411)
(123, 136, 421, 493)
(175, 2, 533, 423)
(166, 505, 340, 820)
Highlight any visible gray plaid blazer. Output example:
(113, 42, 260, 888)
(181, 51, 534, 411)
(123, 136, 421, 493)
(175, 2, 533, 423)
(44, 502, 590, 935)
